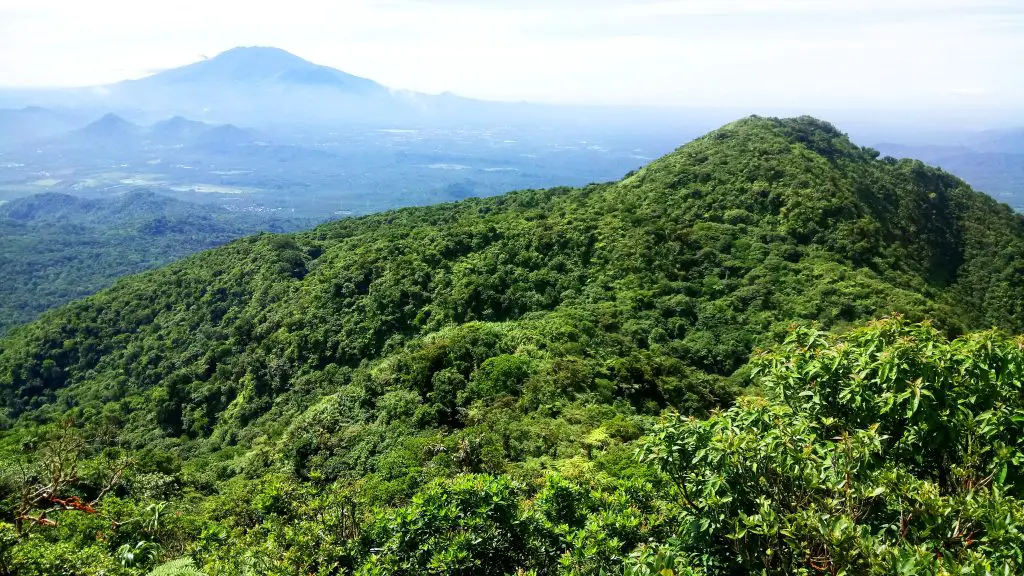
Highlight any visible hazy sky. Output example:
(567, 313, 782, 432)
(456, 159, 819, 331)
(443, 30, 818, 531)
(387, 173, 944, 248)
(0, 0, 1021, 110)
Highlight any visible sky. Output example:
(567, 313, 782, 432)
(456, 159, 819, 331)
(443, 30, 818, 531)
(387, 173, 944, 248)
(0, 0, 1021, 112)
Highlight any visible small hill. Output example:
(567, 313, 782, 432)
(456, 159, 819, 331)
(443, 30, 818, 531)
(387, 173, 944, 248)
(0, 191, 311, 333)
(149, 115, 211, 141)
(62, 113, 144, 147)
(74, 113, 141, 137)
(192, 123, 260, 149)
(46, 113, 264, 152)
(0, 191, 99, 221)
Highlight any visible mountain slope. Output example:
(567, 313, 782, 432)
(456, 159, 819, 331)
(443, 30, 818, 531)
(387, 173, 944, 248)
(4, 114, 1023, 428)
(1, 116, 1023, 573)
(876, 129, 1024, 209)
(0, 191, 310, 334)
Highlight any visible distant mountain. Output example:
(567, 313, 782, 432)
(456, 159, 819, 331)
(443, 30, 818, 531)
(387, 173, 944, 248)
(94, 47, 432, 124)
(0, 106, 81, 146)
(150, 116, 262, 150)
(149, 115, 211, 141)
(45, 113, 267, 152)
(0, 48, 421, 126)
(127, 46, 387, 95)
(0, 46, 712, 130)
(971, 128, 1024, 154)
(78, 112, 141, 135)
(63, 113, 144, 147)
(192, 123, 260, 148)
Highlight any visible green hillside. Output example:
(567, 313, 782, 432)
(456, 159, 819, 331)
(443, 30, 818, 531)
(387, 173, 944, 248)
(0, 191, 310, 334)
(1, 116, 1023, 575)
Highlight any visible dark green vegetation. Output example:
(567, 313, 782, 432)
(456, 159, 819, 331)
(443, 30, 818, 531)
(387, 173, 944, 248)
(0, 191, 310, 334)
(876, 132, 1024, 211)
(1, 116, 1023, 575)
(638, 318, 1024, 574)
(909, 152, 1024, 211)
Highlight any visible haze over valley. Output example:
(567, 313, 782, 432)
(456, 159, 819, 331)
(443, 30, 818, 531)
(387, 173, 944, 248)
(3, 44, 1023, 224)
(0, 47, 712, 219)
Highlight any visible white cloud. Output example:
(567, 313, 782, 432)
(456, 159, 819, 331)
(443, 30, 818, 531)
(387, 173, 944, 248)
(0, 0, 1020, 111)
(951, 87, 991, 97)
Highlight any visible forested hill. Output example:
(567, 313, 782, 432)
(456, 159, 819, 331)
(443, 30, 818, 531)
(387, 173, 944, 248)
(0, 191, 310, 334)
(2, 116, 1024, 575)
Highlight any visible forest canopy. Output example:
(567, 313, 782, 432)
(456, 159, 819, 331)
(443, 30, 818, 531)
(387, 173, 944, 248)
(1, 116, 1023, 575)
(0, 191, 308, 334)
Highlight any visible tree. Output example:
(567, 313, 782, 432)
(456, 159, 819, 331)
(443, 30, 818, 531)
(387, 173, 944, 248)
(7, 421, 130, 535)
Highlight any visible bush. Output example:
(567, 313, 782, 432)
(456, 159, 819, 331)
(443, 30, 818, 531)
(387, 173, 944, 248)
(639, 317, 1024, 574)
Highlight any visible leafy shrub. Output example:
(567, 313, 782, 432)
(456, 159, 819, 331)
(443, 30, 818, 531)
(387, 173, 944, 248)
(640, 317, 1024, 574)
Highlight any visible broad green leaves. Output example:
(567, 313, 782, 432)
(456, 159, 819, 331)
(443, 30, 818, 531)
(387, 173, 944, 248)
(639, 317, 1024, 574)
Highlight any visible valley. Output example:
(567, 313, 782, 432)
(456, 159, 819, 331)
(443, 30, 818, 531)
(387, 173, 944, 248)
(0, 111, 693, 218)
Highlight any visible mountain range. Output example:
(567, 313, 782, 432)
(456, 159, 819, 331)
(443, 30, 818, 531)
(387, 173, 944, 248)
(51, 113, 260, 150)
(3, 47, 1020, 211)
(4, 46, 1021, 212)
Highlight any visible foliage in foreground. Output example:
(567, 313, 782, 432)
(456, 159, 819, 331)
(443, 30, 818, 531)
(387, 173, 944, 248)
(638, 318, 1024, 575)
(2, 318, 1023, 575)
